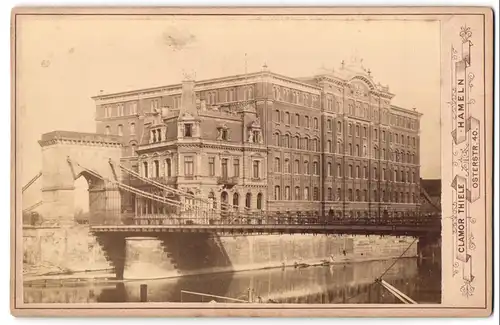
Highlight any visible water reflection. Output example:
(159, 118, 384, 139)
(24, 258, 440, 304)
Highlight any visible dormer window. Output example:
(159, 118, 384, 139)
(184, 124, 193, 137)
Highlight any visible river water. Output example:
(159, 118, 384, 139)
(24, 257, 440, 304)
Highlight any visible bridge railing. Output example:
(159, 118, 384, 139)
(91, 211, 441, 229)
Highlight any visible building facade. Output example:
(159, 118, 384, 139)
(93, 57, 422, 221)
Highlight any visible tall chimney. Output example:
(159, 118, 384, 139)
(181, 73, 196, 114)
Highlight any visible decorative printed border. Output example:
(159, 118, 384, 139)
(448, 25, 481, 298)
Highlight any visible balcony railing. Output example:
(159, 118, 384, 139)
(217, 176, 238, 186)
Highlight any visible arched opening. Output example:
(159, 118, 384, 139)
(232, 193, 239, 212)
(208, 191, 216, 210)
(221, 191, 229, 216)
(74, 171, 108, 225)
(256, 193, 262, 210)
(245, 193, 252, 211)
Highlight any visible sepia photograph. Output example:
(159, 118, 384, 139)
(11, 6, 493, 317)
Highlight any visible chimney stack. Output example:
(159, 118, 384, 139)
(181, 72, 196, 113)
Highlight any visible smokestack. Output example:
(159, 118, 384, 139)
(181, 72, 196, 113)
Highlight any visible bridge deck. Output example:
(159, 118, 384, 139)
(90, 223, 440, 236)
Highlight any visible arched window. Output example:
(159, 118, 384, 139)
(313, 161, 319, 175)
(373, 146, 378, 159)
(256, 193, 262, 210)
(337, 121, 342, 133)
(294, 159, 300, 174)
(143, 161, 148, 178)
(313, 117, 319, 129)
(337, 141, 343, 154)
(336, 187, 342, 201)
(348, 189, 353, 201)
(348, 143, 353, 155)
(327, 140, 332, 152)
(274, 186, 281, 200)
(363, 189, 368, 202)
(186, 191, 195, 210)
(327, 187, 333, 201)
(283, 134, 290, 148)
(355, 144, 360, 156)
(105, 125, 111, 135)
(327, 162, 332, 176)
(130, 123, 136, 135)
(274, 157, 281, 173)
(273, 133, 280, 146)
(355, 165, 360, 178)
(233, 193, 239, 211)
(355, 189, 360, 201)
(305, 116, 310, 128)
(295, 114, 300, 126)
(382, 149, 386, 160)
(304, 187, 310, 200)
(294, 186, 301, 200)
(373, 167, 378, 180)
(153, 160, 160, 177)
(305, 138, 310, 150)
(131, 143, 136, 155)
(245, 193, 252, 210)
(304, 161, 309, 174)
(117, 124, 123, 136)
(220, 191, 229, 212)
(312, 139, 318, 151)
(284, 186, 290, 200)
(274, 110, 280, 122)
(284, 159, 290, 173)
(373, 189, 378, 201)
(327, 119, 332, 131)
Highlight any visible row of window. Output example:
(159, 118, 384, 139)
(204, 86, 254, 105)
(273, 186, 418, 203)
(272, 86, 319, 107)
(104, 123, 136, 136)
(206, 191, 263, 211)
(103, 102, 138, 118)
(273, 158, 418, 183)
(274, 111, 417, 147)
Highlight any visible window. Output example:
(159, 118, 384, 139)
(336, 187, 342, 201)
(327, 162, 332, 176)
(221, 158, 228, 178)
(363, 126, 367, 138)
(256, 193, 262, 210)
(305, 116, 310, 128)
(337, 121, 342, 133)
(304, 187, 310, 200)
(274, 186, 281, 200)
(355, 144, 360, 156)
(252, 160, 260, 178)
(294, 160, 300, 174)
(184, 156, 194, 176)
(337, 163, 342, 177)
(105, 125, 111, 135)
(143, 162, 148, 178)
(274, 157, 281, 173)
(274, 110, 280, 122)
(233, 193, 239, 211)
(130, 102, 137, 115)
(382, 149, 386, 160)
(184, 124, 193, 137)
(327, 119, 332, 131)
(363, 189, 368, 202)
(284, 159, 290, 173)
(313, 187, 319, 201)
(284, 112, 291, 125)
(348, 165, 353, 178)
(221, 128, 228, 141)
(373, 167, 378, 180)
(130, 123, 136, 135)
(374, 129, 378, 140)
(348, 143, 353, 155)
(382, 168, 386, 181)
(131, 144, 136, 155)
(117, 124, 123, 136)
(273, 133, 280, 146)
(313, 161, 319, 175)
(356, 125, 360, 137)
(283, 134, 290, 148)
(233, 159, 240, 177)
(349, 123, 353, 136)
(374, 190, 378, 201)
(382, 130, 386, 141)
(304, 161, 309, 175)
(284, 186, 290, 200)
(312, 139, 318, 151)
(304, 138, 310, 150)
(295, 187, 301, 200)
(313, 118, 319, 129)
(152, 160, 159, 177)
(348, 189, 353, 201)
(355, 189, 360, 201)
(246, 193, 252, 209)
(293, 136, 299, 148)
(355, 166, 360, 178)
(337, 141, 343, 154)
(165, 158, 172, 177)
(327, 140, 332, 153)
(363, 166, 368, 179)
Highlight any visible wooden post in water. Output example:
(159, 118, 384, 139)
(140, 284, 148, 302)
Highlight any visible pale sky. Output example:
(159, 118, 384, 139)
(17, 15, 442, 210)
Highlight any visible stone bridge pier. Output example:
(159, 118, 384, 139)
(23, 131, 125, 276)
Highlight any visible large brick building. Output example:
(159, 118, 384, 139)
(92, 57, 422, 221)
